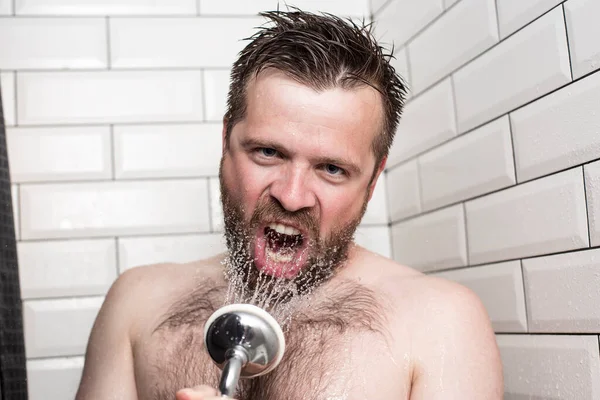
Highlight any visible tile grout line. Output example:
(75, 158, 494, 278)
(105, 16, 111, 69)
(206, 178, 214, 232)
(11, 0, 15, 15)
(200, 69, 207, 122)
(493, 0, 501, 39)
(114, 236, 120, 276)
(196, 0, 201, 16)
(13, 70, 18, 126)
(561, 3, 574, 82)
(109, 124, 116, 180)
(16, 183, 21, 241)
(507, 114, 519, 183)
(449, 75, 459, 134)
(20, 230, 223, 244)
(404, 45, 413, 96)
(581, 166, 593, 247)
(461, 202, 470, 266)
(519, 259, 530, 333)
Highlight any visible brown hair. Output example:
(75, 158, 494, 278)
(224, 8, 408, 166)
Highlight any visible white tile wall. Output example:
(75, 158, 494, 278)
(20, 180, 210, 239)
(374, 0, 444, 48)
(361, 176, 389, 224)
(1, 72, 16, 126)
(0, 18, 107, 70)
(497, 334, 600, 398)
(523, 248, 600, 333)
(391, 204, 467, 271)
(24, 297, 104, 358)
(209, 177, 223, 232)
(511, 70, 600, 183)
(496, 0, 563, 39)
(371, 0, 390, 15)
(386, 160, 421, 221)
(389, 47, 410, 95)
(12, 185, 20, 239)
(14, 0, 197, 15)
(200, 0, 369, 16)
(433, 261, 527, 332)
(466, 167, 589, 265)
(27, 358, 84, 400)
(408, 0, 498, 94)
(110, 18, 262, 69)
(354, 226, 391, 258)
(114, 124, 222, 179)
(443, 0, 459, 9)
(6, 126, 112, 183)
(118, 233, 227, 272)
(419, 116, 515, 210)
(564, 0, 600, 80)
(18, 239, 117, 299)
(453, 7, 572, 133)
(388, 78, 456, 166)
(0, 0, 12, 14)
(203, 70, 230, 122)
(17, 71, 204, 125)
(585, 161, 600, 247)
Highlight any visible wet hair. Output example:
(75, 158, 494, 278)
(224, 7, 408, 167)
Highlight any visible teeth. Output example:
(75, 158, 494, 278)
(268, 223, 301, 236)
(266, 246, 294, 262)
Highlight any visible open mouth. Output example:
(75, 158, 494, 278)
(254, 222, 309, 279)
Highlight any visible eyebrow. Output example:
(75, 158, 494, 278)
(240, 137, 363, 176)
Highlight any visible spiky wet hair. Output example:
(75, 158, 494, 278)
(224, 8, 408, 166)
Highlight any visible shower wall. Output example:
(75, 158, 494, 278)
(374, 0, 600, 397)
(0, 1, 377, 398)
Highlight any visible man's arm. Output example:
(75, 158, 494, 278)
(75, 268, 143, 399)
(409, 278, 504, 399)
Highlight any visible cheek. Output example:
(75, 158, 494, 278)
(223, 156, 270, 211)
(318, 188, 366, 232)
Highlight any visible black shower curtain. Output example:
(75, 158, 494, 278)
(0, 81, 28, 398)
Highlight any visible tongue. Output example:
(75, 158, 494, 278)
(254, 228, 308, 279)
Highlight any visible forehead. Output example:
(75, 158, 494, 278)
(237, 70, 384, 159)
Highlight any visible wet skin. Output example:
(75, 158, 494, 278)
(75, 71, 504, 399)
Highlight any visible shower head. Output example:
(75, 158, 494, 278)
(203, 304, 286, 397)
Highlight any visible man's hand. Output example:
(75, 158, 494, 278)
(176, 385, 235, 400)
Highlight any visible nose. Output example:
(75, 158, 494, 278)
(269, 167, 316, 212)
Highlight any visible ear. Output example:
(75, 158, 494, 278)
(367, 156, 387, 202)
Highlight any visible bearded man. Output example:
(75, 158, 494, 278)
(75, 9, 503, 400)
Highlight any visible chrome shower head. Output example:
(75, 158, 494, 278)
(203, 304, 286, 397)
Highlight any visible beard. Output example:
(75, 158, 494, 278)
(218, 163, 368, 309)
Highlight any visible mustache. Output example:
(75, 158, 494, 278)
(250, 198, 318, 237)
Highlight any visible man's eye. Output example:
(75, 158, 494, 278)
(259, 148, 278, 157)
(325, 164, 344, 175)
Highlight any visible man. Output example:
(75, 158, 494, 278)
(76, 9, 503, 400)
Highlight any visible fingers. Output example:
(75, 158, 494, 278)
(175, 385, 219, 400)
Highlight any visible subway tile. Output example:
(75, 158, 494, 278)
(523, 248, 600, 333)
(386, 160, 421, 221)
(391, 204, 467, 272)
(419, 116, 515, 210)
(1, 72, 15, 126)
(362, 176, 389, 224)
(354, 226, 391, 258)
(24, 297, 103, 358)
(408, 0, 498, 94)
(433, 261, 527, 332)
(497, 0, 563, 39)
(497, 334, 600, 398)
(110, 18, 262, 68)
(114, 124, 222, 179)
(388, 78, 456, 166)
(12, 185, 19, 239)
(18, 239, 117, 299)
(466, 168, 589, 265)
(15, 0, 197, 15)
(203, 70, 230, 122)
(0, 18, 106, 70)
(200, 0, 368, 16)
(20, 180, 210, 239)
(585, 161, 600, 247)
(27, 357, 83, 400)
(443, 0, 459, 9)
(0, 0, 11, 14)
(374, 0, 444, 48)
(6, 126, 111, 182)
(565, 0, 600, 79)
(390, 47, 410, 96)
(511, 70, 600, 182)
(18, 71, 203, 125)
(209, 177, 223, 232)
(453, 7, 571, 133)
(118, 233, 226, 272)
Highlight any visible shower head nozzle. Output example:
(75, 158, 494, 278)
(203, 304, 286, 397)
